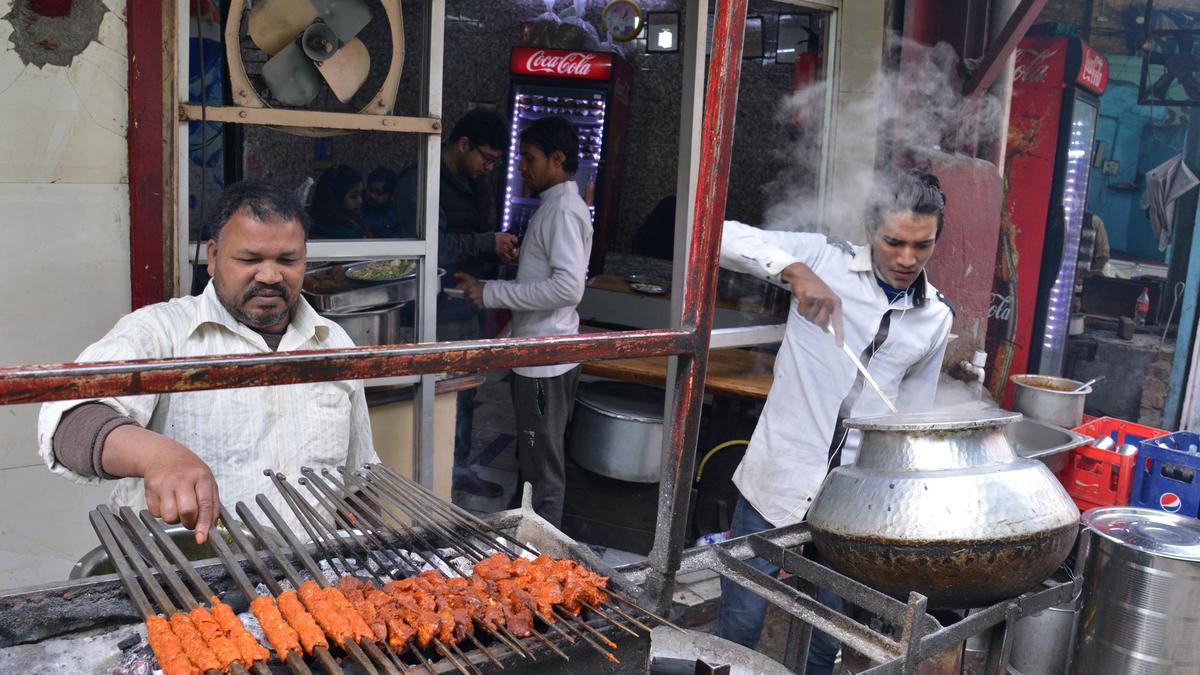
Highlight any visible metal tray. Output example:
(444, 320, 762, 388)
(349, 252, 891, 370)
(1008, 417, 1093, 474)
(303, 265, 443, 313)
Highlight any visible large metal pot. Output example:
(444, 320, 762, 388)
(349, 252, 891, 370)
(568, 381, 664, 483)
(1009, 374, 1091, 428)
(806, 410, 1080, 608)
(1070, 507, 1200, 674)
(1008, 593, 1080, 675)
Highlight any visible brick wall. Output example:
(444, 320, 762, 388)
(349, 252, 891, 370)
(1140, 347, 1176, 428)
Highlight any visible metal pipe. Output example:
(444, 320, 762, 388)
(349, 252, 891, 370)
(0, 329, 694, 405)
(646, 0, 749, 614)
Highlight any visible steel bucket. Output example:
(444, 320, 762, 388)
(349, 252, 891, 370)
(1009, 375, 1090, 429)
(1070, 507, 1200, 674)
(568, 381, 664, 483)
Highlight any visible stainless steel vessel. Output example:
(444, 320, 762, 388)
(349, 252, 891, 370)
(1009, 374, 1091, 428)
(1071, 507, 1200, 674)
(1008, 593, 1080, 675)
(568, 381, 664, 483)
(807, 410, 1080, 608)
(322, 302, 411, 346)
(1008, 417, 1093, 474)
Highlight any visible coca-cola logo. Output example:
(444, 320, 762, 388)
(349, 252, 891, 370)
(526, 50, 598, 76)
(1077, 46, 1107, 93)
(988, 292, 1014, 322)
(1014, 48, 1057, 84)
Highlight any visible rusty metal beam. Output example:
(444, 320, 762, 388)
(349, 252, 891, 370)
(962, 0, 1049, 97)
(0, 330, 693, 405)
(645, 0, 749, 613)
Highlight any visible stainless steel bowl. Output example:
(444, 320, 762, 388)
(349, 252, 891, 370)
(322, 302, 411, 346)
(1009, 374, 1091, 429)
(69, 523, 259, 580)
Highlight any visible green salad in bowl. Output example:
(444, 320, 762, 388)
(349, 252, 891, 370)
(345, 258, 417, 282)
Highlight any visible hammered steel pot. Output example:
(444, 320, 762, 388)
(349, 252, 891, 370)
(806, 410, 1080, 608)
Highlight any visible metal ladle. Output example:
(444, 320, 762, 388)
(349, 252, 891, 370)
(1072, 375, 1105, 393)
(825, 323, 900, 415)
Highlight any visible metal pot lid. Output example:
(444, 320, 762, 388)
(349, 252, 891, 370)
(1082, 506, 1200, 561)
(576, 381, 665, 422)
(844, 409, 1021, 432)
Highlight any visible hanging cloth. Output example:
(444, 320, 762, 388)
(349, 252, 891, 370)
(1142, 154, 1200, 252)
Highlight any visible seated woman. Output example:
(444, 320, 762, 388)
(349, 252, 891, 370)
(308, 164, 366, 239)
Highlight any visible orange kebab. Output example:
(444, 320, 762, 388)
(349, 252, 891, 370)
(146, 614, 200, 675)
(210, 598, 272, 667)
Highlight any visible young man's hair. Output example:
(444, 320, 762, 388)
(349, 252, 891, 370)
(865, 170, 947, 238)
(208, 177, 310, 243)
(519, 116, 580, 174)
(447, 109, 507, 152)
(366, 166, 399, 192)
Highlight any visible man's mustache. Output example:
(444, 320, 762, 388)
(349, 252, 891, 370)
(242, 282, 289, 303)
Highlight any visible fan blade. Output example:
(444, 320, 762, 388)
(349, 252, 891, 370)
(261, 43, 323, 105)
(248, 0, 320, 55)
(316, 37, 370, 104)
(309, 0, 373, 43)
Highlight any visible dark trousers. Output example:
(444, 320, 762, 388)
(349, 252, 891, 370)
(714, 495, 842, 674)
(510, 367, 581, 528)
(438, 315, 481, 472)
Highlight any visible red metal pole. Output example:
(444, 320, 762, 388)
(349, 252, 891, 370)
(645, 0, 749, 612)
(128, 0, 169, 308)
(0, 330, 693, 405)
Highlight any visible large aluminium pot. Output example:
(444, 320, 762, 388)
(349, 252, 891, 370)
(1070, 507, 1200, 674)
(806, 410, 1080, 608)
(568, 381, 664, 483)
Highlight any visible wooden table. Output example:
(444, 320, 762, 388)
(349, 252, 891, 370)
(582, 343, 776, 399)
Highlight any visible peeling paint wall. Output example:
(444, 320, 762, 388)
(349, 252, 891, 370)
(0, 0, 130, 588)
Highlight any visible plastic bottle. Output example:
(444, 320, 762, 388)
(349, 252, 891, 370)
(1135, 287, 1150, 327)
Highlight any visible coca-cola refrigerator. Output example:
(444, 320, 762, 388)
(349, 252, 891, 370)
(986, 37, 1108, 402)
(502, 47, 632, 275)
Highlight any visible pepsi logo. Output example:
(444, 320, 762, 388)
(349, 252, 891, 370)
(1160, 492, 1182, 513)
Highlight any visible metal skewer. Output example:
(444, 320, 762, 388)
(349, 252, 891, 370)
(312, 469, 533, 662)
(824, 323, 900, 415)
(270, 472, 481, 675)
(133, 509, 276, 675)
(91, 507, 225, 675)
(358, 466, 644, 638)
(217, 507, 344, 675)
(186, 513, 314, 675)
(234, 502, 387, 675)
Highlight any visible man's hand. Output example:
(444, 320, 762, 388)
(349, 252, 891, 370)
(495, 233, 519, 263)
(453, 272, 487, 309)
(101, 426, 220, 544)
(780, 261, 844, 346)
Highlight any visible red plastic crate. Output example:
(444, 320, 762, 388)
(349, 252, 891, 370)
(1059, 417, 1169, 510)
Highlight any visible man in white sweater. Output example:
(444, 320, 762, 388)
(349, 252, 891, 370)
(455, 116, 593, 526)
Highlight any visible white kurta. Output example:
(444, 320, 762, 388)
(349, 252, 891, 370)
(720, 221, 954, 527)
(484, 180, 593, 378)
(37, 282, 379, 535)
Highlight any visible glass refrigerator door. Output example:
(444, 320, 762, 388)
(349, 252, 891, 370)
(1039, 95, 1099, 375)
(502, 84, 606, 239)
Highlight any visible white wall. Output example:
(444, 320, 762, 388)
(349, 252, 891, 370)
(0, 0, 130, 589)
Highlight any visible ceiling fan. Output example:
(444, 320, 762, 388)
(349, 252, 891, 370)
(224, 0, 406, 136)
(1137, 3, 1200, 107)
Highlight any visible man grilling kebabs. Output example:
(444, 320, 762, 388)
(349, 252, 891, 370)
(714, 170, 955, 673)
(38, 179, 378, 544)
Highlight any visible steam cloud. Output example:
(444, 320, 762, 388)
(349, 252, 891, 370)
(761, 37, 1004, 245)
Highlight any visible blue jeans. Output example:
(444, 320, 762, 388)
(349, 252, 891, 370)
(714, 495, 841, 675)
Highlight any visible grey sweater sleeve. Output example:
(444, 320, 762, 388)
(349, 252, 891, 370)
(52, 402, 139, 479)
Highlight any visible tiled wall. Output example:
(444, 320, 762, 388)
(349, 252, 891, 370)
(0, 0, 129, 589)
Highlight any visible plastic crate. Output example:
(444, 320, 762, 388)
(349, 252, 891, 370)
(1060, 417, 1168, 510)
(1131, 431, 1200, 518)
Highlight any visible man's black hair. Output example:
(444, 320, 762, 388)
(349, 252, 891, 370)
(519, 116, 580, 174)
(447, 109, 507, 152)
(208, 177, 310, 243)
(865, 170, 948, 238)
(366, 166, 398, 192)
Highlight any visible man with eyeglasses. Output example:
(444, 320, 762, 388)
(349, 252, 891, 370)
(395, 108, 519, 498)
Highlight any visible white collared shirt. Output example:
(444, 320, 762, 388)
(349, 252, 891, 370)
(720, 221, 953, 527)
(484, 180, 593, 378)
(37, 282, 379, 534)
